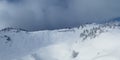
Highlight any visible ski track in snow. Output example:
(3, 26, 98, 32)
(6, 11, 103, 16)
(0, 23, 120, 60)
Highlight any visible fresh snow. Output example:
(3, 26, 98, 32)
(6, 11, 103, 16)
(0, 23, 120, 60)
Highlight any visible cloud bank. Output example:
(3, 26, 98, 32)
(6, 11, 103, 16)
(0, 0, 120, 31)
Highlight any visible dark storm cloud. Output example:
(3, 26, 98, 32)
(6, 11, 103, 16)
(7, 0, 21, 3)
(0, 0, 120, 31)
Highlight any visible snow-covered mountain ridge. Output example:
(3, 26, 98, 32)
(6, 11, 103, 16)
(0, 22, 120, 60)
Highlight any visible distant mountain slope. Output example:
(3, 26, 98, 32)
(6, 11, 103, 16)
(0, 22, 120, 60)
(110, 17, 120, 22)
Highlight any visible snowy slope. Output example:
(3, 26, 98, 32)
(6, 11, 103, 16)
(0, 28, 52, 60)
(0, 22, 120, 60)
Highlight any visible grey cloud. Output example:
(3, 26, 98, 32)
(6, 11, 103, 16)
(0, 0, 120, 31)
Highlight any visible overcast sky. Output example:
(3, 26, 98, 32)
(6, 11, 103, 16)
(0, 0, 120, 31)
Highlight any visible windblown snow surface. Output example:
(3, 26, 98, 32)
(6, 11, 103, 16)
(0, 22, 120, 60)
